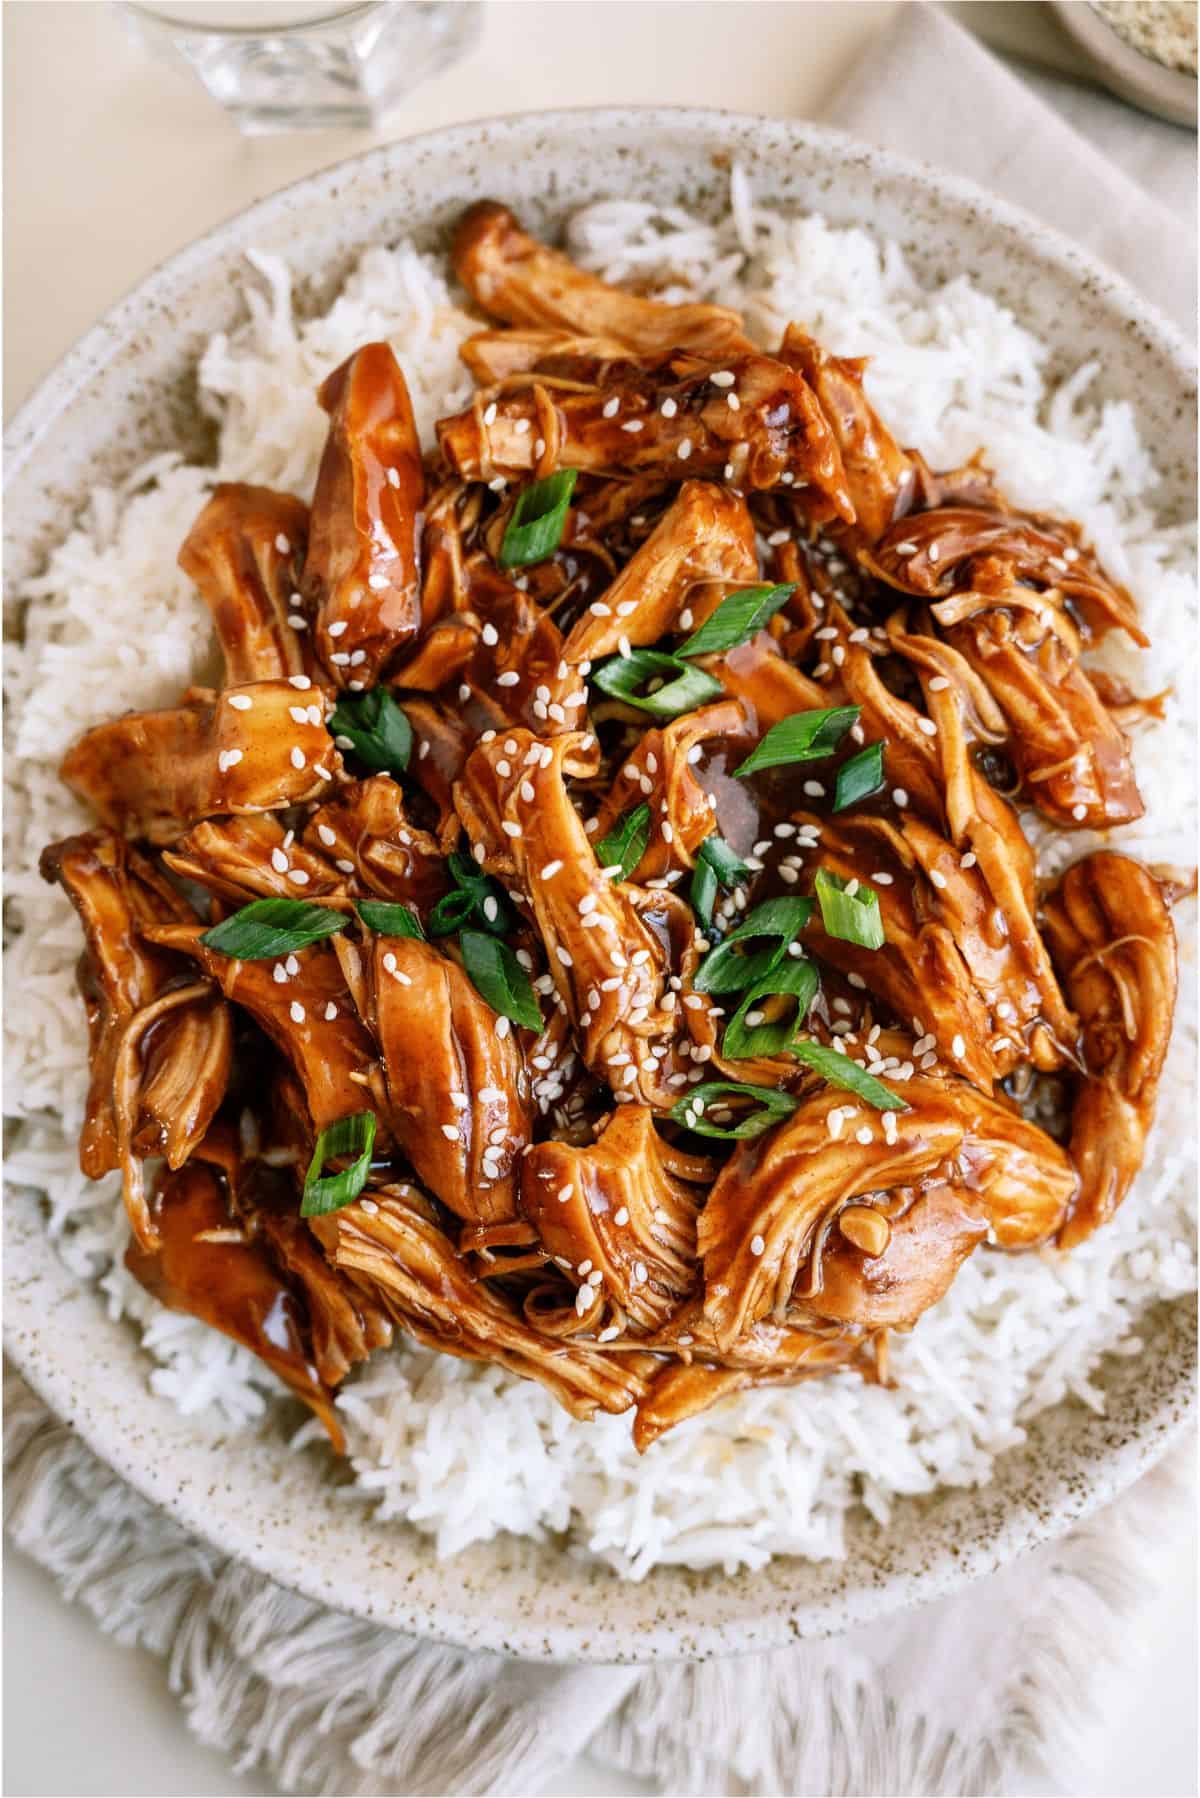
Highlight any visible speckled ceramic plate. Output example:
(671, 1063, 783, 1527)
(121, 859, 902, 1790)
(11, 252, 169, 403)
(5, 110, 1196, 1662)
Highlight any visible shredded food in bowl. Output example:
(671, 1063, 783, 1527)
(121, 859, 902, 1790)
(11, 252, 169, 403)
(40, 201, 1189, 1453)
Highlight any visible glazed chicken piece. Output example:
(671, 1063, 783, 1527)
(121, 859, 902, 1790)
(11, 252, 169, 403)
(126, 1161, 352, 1447)
(778, 325, 915, 544)
(932, 575, 1144, 829)
(361, 933, 532, 1224)
(456, 729, 713, 1106)
(1042, 852, 1178, 1247)
(697, 1070, 1076, 1350)
(301, 775, 447, 912)
(177, 484, 313, 685)
(302, 342, 425, 688)
(865, 506, 1146, 646)
(60, 677, 339, 846)
(797, 1182, 989, 1330)
(437, 349, 855, 522)
(520, 1106, 701, 1332)
(590, 700, 751, 881)
(165, 814, 346, 906)
(254, 1204, 395, 1392)
(632, 1324, 876, 1449)
(795, 806, 1074, 1086)
(39, 832, 231, 1248)
(400, 698, 475, 848)
(452, 200, 751, 359)
(313, 1183, 656, 1420)
(459, 326, 636, 384)
(145, 926, 377, 1138)
(560, 481, 757, 665)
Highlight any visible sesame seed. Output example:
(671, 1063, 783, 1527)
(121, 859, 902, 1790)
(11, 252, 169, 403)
(495, 1016, 511, 1038)
(290, 748, 306, 769)
(602, 396, 620, 419)
(481, 623, 499, 646)
(324, 1001, 338, 1020)
(483, 401, 498, 425)
(894, 541, 918, 555)
(871, 871, 894, 885)
(519, 780, 535, 803)
(928, 543, 941, 564)
(330, 652, 351, 666)
(929, 869, 948, 889)
(287, 868, 310, 886)
(288, 705, 309, 724)
(336, 858, 355, 874)
(928, 675, 950, 692)
(483, 896, 499, 923)
(274, 534, 290, 554)
(660, 396, 678, 418)
(633, 1261, 648, 1285)
(677, 438, 693, 460)
(496, 670, 520, 687)
(556, 946, 573, 966)
(726, 392, 741, 411)
(711, 370, 735, 387)
(951, 1034, 966, 1059)
(288, 675, 311, 690)
(272, 962, 288, 984)
(501, 821, 522, 838)
(217, 749, 243, 773)
(542, 860, 563, 880)
(289, 1001, 306, 1023)
(855, 1126, 873, 1145)
(892, 788, 909, 807)
(621, 420, 644, 434)
(750, 1233, 765, 1256)
(441, 1124, 460, 1142)
(228, 693, 253, 711)
(1071, 803, 1088, 821)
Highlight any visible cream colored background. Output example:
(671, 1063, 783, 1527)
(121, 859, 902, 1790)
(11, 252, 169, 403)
(4, 3, 1195, 1794)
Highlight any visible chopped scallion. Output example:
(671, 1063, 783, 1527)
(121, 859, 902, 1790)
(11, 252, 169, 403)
(814, 866, 885, 950)
(833, 740, 886, 812)
(301, 1111, 377, 1216)
(591, 649, 724, 722)
(460, 928, 543, 1032)
(200, 898, 347, 961)
(498, 470, 578, 568)
(735, 705, 861, 778)
(692, 896, 814, 994)
(790, 1040, 908, 1111)
(722, 957, 820, 1060)
(676, 583, 795, 658)
(595, 802, 651, 881)
(669, 1080, 799, 1140)
(328, 688, 413, 777)
(355, 900, 425, 938)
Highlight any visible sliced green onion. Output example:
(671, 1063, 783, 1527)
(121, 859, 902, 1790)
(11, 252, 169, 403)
(690, 833, 752, 929)
(722, 957, 820, 1060)
(834, 741, 886, 812)
(790, 1040, 908, 1112)
(692, 896, 814, 994)
(200, 898, 347, 961)
(428, 851, 515, 938)
(499, 469, 578, 568)
(328, 688, 413, 776)
(689, 856, 719, 930)
(595, 802, 651, 880)
(355, 900, 425, 939)
(301, 1111, 377, 1217)
(460, 928, 543, 1032)
(676, 583, 795, 658)
(592, 649, 724, 723)
(427, 887, 477, 936)
(735, 705, 861, 778)
(815, 866, 885, 950)
(669, 1080, 799, 1140)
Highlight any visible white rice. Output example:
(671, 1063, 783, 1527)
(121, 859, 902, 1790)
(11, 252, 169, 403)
(5, 180, 1196, 1579)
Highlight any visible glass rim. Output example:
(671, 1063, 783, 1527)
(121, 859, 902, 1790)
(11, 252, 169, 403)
(123, 2, 381, 36)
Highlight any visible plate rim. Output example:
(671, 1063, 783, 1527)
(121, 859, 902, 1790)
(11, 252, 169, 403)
(4, 104, 1196, 1662)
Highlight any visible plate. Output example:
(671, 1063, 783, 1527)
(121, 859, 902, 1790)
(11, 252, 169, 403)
(1050, 2, 1197, 128)
(4, 109, 1196, 1662)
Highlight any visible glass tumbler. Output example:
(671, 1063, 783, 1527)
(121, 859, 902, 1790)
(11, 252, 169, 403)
(120, 2, 483, 134)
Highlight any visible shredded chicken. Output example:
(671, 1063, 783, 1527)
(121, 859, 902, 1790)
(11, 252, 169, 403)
(45, 201, 1185, 1450)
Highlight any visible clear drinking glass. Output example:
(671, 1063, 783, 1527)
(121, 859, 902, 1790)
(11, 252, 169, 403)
(120, 2, 483, 134)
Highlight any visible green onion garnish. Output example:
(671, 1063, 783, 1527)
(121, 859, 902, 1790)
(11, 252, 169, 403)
(814, 867, 885, 950)
(355, 900, 425, 938)
(833, 741, 886, 812)
(498, 469, 578, 568)
(328, 688, 413, 776)
(690, 833, 751, 928)
(428, 851, 515, 938)
(460, 928, 543, 1032)
(735, 705, 861, 778)
(200, 898, 348, 961)
(676, 583, 795, 658)
(669, 1080, 799, 1140)
(722, 957, 820, 1060)
(301, 1111, 378, 1216)
(790, 1040, 907, 1112)
(595, 802, 651, 881)
(692, 896, 814, 994)
(591, 649, 725, 722)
